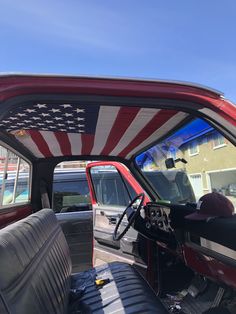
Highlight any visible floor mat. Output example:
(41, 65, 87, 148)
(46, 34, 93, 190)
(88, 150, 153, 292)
(162, 281, 224, 314)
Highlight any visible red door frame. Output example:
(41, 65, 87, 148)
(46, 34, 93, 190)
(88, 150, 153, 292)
(86, 161, 150, 205)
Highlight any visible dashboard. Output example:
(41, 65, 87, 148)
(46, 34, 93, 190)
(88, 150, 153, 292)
(144, 202, 173, 233)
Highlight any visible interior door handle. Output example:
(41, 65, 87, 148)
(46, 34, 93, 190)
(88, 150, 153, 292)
(108, 217, 117, 225)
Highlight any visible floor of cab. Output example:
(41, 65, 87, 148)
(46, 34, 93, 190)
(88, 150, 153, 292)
(159, 263, 234, 314)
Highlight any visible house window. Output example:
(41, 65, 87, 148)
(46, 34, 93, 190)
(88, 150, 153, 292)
(189, 141, 199, 156)
(213, 133, 226, 149)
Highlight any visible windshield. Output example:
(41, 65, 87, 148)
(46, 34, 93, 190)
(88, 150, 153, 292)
(136, 118, 236, 210)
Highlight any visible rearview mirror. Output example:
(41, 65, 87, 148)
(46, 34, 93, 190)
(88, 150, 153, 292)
(165, 157, 187, 169)
(165, 158, 175, 169)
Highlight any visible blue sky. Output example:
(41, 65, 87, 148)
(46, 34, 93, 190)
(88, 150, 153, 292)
(1, 1, 236, 103)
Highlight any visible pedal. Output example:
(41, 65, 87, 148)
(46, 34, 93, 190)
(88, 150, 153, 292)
(187, 275, 207, 298)
(211, 287, 225, 308)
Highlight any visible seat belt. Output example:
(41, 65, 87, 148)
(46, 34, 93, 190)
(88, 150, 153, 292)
(40, 180, 50, 208)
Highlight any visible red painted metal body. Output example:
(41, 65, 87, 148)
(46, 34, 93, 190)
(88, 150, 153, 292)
(0, 205, 32, 229)
(183, 245, 236, 289)
(0, 75, 235, 126)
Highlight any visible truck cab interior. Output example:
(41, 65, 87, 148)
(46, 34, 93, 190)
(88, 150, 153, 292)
(0, 74, 235, 314)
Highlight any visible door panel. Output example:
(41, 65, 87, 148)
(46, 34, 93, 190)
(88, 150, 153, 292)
(56, 211, 93, 272)
(86, 161, 150, 260)
(0, 204, 32, 229)
(89, 164, 138, 250)
(93, 204, 124, 248)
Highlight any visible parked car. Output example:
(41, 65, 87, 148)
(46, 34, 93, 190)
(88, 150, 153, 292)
(53, 170, 91, 212)
(0, 74, 236, 314)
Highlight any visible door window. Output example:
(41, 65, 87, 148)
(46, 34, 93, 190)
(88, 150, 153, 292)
(90, 165, 136, 206)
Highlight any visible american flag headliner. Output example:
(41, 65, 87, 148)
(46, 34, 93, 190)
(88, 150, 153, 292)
(0, 102, 189, 159)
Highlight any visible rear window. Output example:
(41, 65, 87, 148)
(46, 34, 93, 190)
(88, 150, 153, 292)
(52, 162, 91, 213)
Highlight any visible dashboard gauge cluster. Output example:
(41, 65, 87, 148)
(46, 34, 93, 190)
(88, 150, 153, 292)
(145, 202, 172, 232)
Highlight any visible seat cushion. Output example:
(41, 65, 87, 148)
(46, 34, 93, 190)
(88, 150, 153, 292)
(71, 262, 168, 314)
(0, 209, 72, 314)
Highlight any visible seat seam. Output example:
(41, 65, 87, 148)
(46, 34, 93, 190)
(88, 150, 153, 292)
(2, 224, 62, 295)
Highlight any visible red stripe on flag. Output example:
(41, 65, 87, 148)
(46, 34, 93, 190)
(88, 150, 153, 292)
(81, 134, 95, 155)
(28, 130, 53, 157)
(118, 110, 178, 157)
(100, 107, 140, 155)
(54, 132, 72, 156)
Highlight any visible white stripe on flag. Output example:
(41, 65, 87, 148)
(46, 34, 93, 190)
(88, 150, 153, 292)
(199, 108, 236, 136)
(91, 106, 121, 155)
(15, 132, 44, 158)
(110, 108, 160, 156)
(68, 133, 82, 155)
(125, 112, 189, 158)
(40, 131, 62, 156)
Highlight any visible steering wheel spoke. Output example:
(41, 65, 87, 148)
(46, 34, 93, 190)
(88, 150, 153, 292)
(113, 193, 145, 241)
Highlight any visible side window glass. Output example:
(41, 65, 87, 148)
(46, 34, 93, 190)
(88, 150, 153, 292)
(52, 161, 91, 213)
(15, 159, 30, 203)
(0, 146, 31, 207)
(3, 152, 18, 205)
(90, 165, 136, 207)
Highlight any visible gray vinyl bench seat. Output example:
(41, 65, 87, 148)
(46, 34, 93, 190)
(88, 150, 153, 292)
(0, 209, 168, 314)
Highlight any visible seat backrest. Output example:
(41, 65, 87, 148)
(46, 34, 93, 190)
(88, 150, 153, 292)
(0, 209, 72, 314)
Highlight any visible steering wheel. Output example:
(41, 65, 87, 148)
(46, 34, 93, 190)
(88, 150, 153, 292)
(113, 193, 145, 241)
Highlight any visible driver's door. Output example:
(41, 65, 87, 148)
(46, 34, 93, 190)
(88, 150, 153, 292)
(86, 161, 149, 260)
